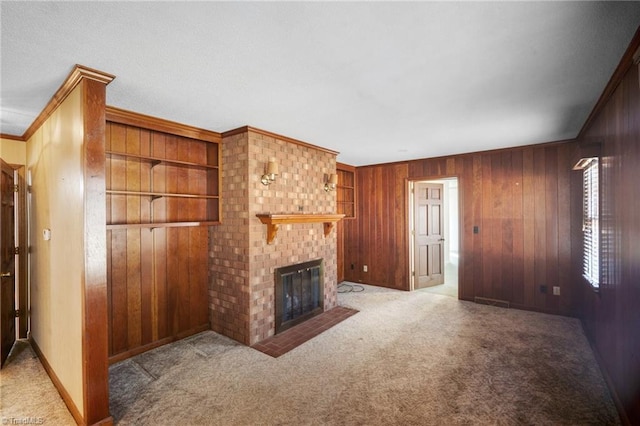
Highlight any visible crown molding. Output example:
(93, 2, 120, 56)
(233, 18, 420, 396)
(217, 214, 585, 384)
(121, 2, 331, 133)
(223, 126, 339, 156)
(22, 65, 115, 141)
(0, 133, 26, 142)
(105, 106, 222, 143)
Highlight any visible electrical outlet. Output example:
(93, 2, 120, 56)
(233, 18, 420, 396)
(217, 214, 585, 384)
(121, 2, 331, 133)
(540, 285, 547, 294)
(363, 265, 368, 272)
(553, 286, 561, 296)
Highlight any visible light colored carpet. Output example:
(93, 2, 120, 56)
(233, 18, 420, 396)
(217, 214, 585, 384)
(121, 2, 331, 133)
(110, 285, 619, 425)
(0, 340, 76, 425)
(3, 285, 620, 425)
(419, 262, 459, 298)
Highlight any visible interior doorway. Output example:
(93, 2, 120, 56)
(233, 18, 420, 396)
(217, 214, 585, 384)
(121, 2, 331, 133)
(0, 159, 28, 368)
(409, 178, 459, 298)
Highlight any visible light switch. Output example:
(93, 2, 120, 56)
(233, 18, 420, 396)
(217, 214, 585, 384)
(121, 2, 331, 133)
(43, 228, 51, 241)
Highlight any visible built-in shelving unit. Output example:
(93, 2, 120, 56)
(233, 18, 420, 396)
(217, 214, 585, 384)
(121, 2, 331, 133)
(336, 162, 356, 284)
(105, 122, 220, 230)
(337, 163, 356, 219)
(104, 106, 220, 362)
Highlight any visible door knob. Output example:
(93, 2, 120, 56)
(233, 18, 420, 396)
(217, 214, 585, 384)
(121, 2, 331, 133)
(438, 238, 445, 242)
(1, 272, 12, 278)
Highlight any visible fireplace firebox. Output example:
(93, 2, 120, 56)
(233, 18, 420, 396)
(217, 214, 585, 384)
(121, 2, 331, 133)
(275, 259, 324, 334)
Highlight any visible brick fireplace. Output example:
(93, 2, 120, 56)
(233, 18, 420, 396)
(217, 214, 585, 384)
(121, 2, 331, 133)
(209, 127, 339, 346)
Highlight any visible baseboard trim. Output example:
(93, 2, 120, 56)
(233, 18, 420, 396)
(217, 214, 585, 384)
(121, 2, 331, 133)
(108, 323, 210, 364)
(474, 297, 510, 308)
(29, 336, 84, 425)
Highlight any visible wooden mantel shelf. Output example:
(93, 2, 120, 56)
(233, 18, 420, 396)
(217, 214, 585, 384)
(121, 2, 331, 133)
(256, 214, 345, 244)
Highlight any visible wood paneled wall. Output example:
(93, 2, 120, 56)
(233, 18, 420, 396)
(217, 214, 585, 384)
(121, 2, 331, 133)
(343, 142, 579, 316)
(105, 121, 210, 362)
(106, 227, 209, 360)
(575, 31, 640, 424)
(343, 163, 409, 291)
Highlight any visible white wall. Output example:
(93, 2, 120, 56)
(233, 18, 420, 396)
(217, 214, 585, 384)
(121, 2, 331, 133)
(26, 85, 85, 417)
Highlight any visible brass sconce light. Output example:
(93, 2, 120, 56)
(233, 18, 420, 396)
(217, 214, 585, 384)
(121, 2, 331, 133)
(324, 173, 337, 192)
(261, 161, 279, 186)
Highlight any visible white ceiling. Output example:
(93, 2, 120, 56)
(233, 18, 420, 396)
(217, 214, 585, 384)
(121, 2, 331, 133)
(1, 2, 639, 166)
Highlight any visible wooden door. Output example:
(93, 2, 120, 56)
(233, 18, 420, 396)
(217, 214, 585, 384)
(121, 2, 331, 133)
(0, 159, 16, 367)
(413, 182, 445, 289)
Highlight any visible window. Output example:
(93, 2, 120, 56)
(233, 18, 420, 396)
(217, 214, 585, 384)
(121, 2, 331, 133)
(581, 158, 599, 288)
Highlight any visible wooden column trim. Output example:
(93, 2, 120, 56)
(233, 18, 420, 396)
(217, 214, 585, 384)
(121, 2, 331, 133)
(82, 78, 112, 425)
(22, 65, 115, 142)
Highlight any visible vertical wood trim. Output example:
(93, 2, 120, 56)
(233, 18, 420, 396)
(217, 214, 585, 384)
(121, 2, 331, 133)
(500, 151, 514, 303)
(81, 78, 112, 425)
(533, 148, 547, 310)
(471, 155, 483, 299)
(16, 166, 28, 338)
(459, 157, 472, 300)
(545, 147, 560, 313)
(511, 151, 525, 306)
(556, 145, 572, 314)
(481, 154, 493, 298)
(522, 148, 536, 308)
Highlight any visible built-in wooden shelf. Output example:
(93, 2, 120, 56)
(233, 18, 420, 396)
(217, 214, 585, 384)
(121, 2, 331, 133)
(106, 150, 219, 170)
(106, 221, 221, 230)
(256, 214, 345, 244)
(106, 190, 219, 200)
(337, 163, 356, 219)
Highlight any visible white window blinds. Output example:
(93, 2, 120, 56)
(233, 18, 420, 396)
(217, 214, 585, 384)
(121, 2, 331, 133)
(582, 158, 599, 288)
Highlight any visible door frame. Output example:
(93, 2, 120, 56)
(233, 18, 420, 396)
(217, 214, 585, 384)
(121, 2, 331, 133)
(0, 160, 27, 366)
(15, 166, 27, 339)
(2, 163, 28, 338)
(408, 176, 462, 296)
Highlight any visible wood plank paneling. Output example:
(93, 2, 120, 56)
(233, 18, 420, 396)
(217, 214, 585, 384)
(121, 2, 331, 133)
(511, 150, 524, 306)
(109, 229, 128, 354)
(344, 141, 577, 314)
(532, 148, 547, 310)
(343, 163, 408, 289)
(341, 28, 639, 423)
(105, 120, 212, 362)
(522, 148, 536, 308)
(140, 228, 153, 346)
(575, 29, 640, 424)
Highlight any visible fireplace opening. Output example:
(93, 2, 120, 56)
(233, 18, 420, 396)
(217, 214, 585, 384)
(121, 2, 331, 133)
(275, 259, 324, 334)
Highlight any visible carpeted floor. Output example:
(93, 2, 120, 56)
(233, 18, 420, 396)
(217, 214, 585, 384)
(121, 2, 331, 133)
(419, 261, 459, 298)
(2, 284, 620, 425)
(0, 340, 76, 425)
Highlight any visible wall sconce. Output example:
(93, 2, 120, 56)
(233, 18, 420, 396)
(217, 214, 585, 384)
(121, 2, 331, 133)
(324, 173, 338, 192)
(261, 161, 279, 186)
